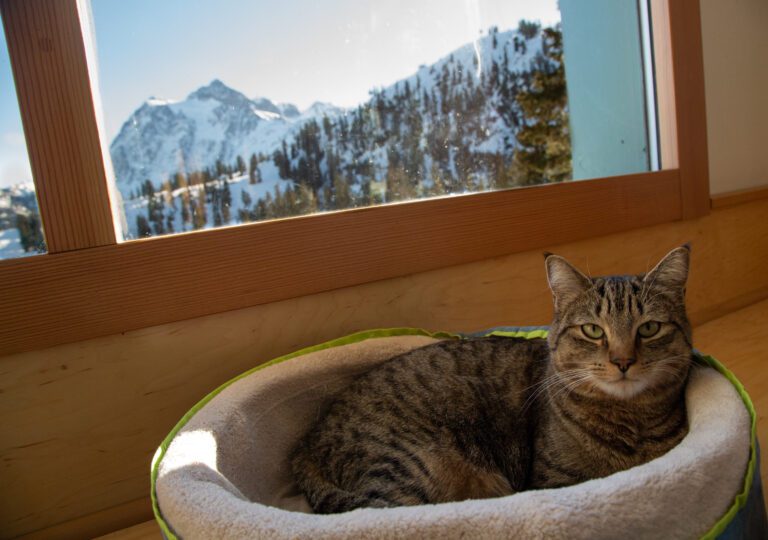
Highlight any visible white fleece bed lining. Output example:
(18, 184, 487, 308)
(155, 335, 750, 540)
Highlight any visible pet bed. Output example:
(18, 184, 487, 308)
(152, 327, 766, 539)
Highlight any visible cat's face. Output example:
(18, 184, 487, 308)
(545, 246, 692, 400)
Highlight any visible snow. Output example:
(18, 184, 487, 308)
(146, 97, 177, 107)
(121, 170, 295, 239)
(253, 108, 281, 121)
(0, 227, 35, 260)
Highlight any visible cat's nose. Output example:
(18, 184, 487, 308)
(610, 357, 636, 373)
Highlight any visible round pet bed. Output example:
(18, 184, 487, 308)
(151, 327, 766, 539)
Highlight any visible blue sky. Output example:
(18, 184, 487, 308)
(1, 0, 560, 188)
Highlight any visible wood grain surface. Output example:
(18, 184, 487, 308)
(0, 171, 681, 357)
(94, 520, 162, 540)
(711, 185, 768, 209)
(668, 0, 711, 218)
(0, 0, 117, 252)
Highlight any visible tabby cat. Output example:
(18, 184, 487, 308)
(291, 245, 693, 513)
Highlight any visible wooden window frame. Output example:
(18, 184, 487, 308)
(0, 0, 709, 356)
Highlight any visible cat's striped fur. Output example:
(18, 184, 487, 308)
(291, 246, 693, 512)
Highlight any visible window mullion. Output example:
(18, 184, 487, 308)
(667, 0, 710, 218)
(0, 0, 117, 253)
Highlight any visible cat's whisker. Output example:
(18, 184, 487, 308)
(520, 369, 591, 413)
(547, 374, 594, 405)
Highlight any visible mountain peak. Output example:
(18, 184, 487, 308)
(145, 96, 175, 107)
(188, 79, 250, 105)
(251, 96, 281, 115)
(303, 101, 343, 117)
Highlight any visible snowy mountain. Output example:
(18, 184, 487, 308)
(111, 24, 556, 197)
(266, 23, 568, 201)
(112, 21, 569, 238)
(110, 80, 324, 199)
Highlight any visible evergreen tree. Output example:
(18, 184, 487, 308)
(321, 184, 332, 211)
(238, 189, 253, 223)
(135, 214, 152, 238)
(518, 19, 541, 39)
(322, 116, 333, 140)
(165, 212, 175, 234)
(273, 144, 291, 179)
(255, 198, 268, 221)
(15, 212, 45, 252)
(179, 184, 192, 230)
(295, 184, 318, 215)
(215, 159, 226, 179)
(147, 188, 165, 236)
(241, 189, 252, 209)
(332, 175, 353, 209)
(249, 153, 261, 184)
(162, 180, 176, 210)
(221, 180, 232, 223)
(263, 192, 275, 220)
(141, 179, 154, 199)
(284, 185, 299, 215)
(429, 162, 448, 196)
(213, 200, 223, 227)
(512, 27, 572, 185)
(193, 189, 207, 229)
(236, 155, 246, 176)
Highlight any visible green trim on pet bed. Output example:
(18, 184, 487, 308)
(150, 327, 758, 540)
(696, 353, 758, 540)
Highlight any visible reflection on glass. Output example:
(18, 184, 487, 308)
(0, 22, 45, 259)
(92, 0, 649, 240)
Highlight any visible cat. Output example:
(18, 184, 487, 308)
(291, 245, 693, 513)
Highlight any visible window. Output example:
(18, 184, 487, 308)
(0, 23, 45, 259)
(90, 0, 657, 241)
(0, 0, 709, 355)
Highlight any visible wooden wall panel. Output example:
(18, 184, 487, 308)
(0, 171, 681, 357)
(1, 197, 768, 538)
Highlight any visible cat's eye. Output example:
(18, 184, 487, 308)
(581, 324, 604, 339)
(637, 321, 661, 338)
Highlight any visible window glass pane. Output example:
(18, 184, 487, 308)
(0, 23, 45, 258)
(91, 0, 655, 240)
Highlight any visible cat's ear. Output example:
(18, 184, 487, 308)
(643, 244, 690, 292)
(544, 253, 592, 309)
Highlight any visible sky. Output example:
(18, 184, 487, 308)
(0, 0, 560, 189)
(0, 24, 33, 190)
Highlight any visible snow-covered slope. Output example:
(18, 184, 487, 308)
(111, 25, 548, 198)
(110, 23, 564, 238)
(110, 80, 330, 199)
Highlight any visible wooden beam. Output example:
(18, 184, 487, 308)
(711, 184, 768, 210)
(650, 0, 678, 169)
(0, 0, 117, 253)
(0, 171, 681, 356)
(667, 0, 711, 218)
